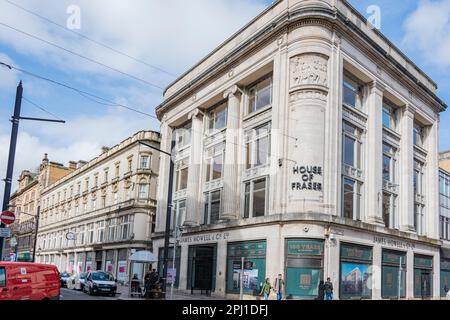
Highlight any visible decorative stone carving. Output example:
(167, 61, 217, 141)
(289, 90, 328, 103)
(290, 54, 329, 89)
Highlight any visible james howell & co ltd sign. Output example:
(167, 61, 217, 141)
(180, 232, 230, 244)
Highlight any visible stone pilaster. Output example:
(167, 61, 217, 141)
(184, 109, 203, 226)
(365, 80, 385, 226)
(425, 119, 440, 239)
(155, 120, 174, 233)
(220, 85, 241, 220)
(399, 105, 415, 232)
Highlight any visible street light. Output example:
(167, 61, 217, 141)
(138, 138, 175, 300)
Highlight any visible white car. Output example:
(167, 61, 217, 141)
(83, 271, 117, 296)
(67, 272, 87, 291)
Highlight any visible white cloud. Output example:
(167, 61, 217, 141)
(403, 0, 450, 67)
(0, 53, 19, 91)
(0, 0, 267, 83)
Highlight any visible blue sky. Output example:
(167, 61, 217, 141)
(0, 0, 449, 204)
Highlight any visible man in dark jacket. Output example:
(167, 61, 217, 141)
(317, 280, 325, 300)
(324, 277, 333, 300)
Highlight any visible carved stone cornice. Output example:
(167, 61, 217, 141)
(187, 108, 203, 120)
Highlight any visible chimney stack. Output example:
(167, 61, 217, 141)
(69, 161, 77, 170)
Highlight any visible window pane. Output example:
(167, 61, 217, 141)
(343, 81, 356, 108)
(212, 154, 223, 180)
(245, 142, 251, 169)
(343, 178, 355, 219)
(210, 191, 221, 224)
(253, 179, 266, 217)
(256, 136, 269, 167)
(344, 136, 355, 167)
(383, 155, 391, 181)
(383, 193, 390, 228)
(215, 106, 227, 130)
(206, 162, 211, 182)
(244, 183, 250, 219)
(382, 106, 391, 128)
(180, 168, 188, 190)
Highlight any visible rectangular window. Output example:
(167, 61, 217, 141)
(205, 143, 225, 182)
(79, 226, 85, 245)
(245, 123, 270, 169)
(97, 221, 105, 243)
(208, 102, 228, 132)
(243, 178, 267, 219)
(88, 223, 94, 244)
(108, 218, 117, 241)
(383, 101, 398, 130)
(203, 190, 221, 225)
(115, 164, 120, 178)
(342, 178, 361, 221)
(175, 158, 189, 191)
(413, 123, 425, 147)
(177, 123, 192, 149)
(248, 75, 273, 114)
(140, 155, 150, 169)
(383, 192, 391, 228)
(343, 75, 363, 110)
(172, 200, 186, 229)
(120, 215, 132, 239)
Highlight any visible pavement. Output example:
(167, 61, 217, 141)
(60, 285, 228, 300)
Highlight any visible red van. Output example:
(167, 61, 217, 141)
(0, 262, 60, 300)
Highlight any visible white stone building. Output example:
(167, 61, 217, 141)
(36, 131, 160, 283)
(153, 0, 447, 299)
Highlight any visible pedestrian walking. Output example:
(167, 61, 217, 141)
(324, 277, 333, 300)
(273, 274, 285, 300)
(316, 280, 325, 300)
(260, 278, 272, 300)
(445, 285, 450, 300)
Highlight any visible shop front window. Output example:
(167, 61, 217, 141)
(226, 241, 266, 295)
(381, 250, 406, 299)
(340, 244, 373, 299)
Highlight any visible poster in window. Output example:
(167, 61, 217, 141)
(86, 261, 92, 272)
(167, 268, 176, 285)
(106, 260, 113, 273)
(341, 263, 371, 297)
(232, 267, 259, 290)
(117, 260, 127, 282)
(77, 261, 83, 273)
(299, 274, 312, 290)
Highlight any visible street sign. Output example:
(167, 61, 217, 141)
(0, 211, 16, 225)
(0, 228, 11, 238)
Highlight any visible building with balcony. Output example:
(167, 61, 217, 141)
(2, 155, 75, 261)
(36, 131, 161, 283)
(153, 0, 447, 299)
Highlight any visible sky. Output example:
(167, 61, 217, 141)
(0, 0, 449, 208)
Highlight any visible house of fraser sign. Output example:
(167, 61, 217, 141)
(291, 165, 323, 191)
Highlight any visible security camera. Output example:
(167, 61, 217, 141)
(329, 233, 336, 241)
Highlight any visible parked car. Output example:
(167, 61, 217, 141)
(59, 271, 71, 288)
(0, 262, 60, 300)
(67, 272, 86, 291)
(84, 271, 117, 296)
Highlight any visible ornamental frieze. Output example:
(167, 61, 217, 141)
(290, 53, 329, 89)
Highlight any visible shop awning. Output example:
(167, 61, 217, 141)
(128, 251, 158, 263)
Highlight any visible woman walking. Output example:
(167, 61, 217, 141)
(260, 278, 272, 300)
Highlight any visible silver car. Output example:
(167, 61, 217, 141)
(67, 272, 87, 291)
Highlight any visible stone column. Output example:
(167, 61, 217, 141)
(184, 109, 203, 226)
(286, 52, 330, 214)
(365, 81, 385, 225)
(220, 86, 241, 221)
(399, 105, 415, 232)
(425, 120, 440, 239)
(155, 120, 174, 233)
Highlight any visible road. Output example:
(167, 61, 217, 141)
(60, 288, 119, 300)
